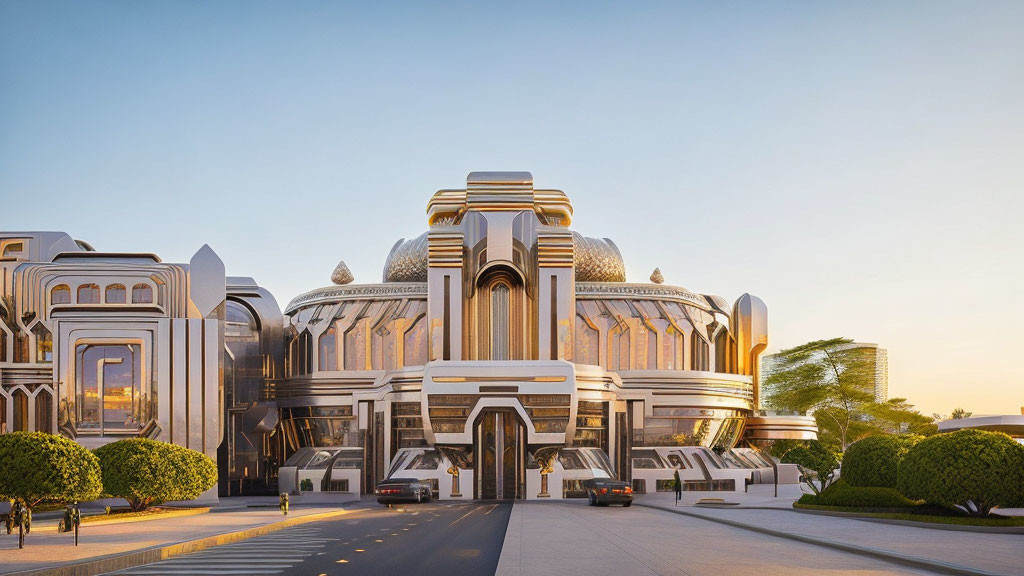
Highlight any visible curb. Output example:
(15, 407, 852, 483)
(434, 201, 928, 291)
(3, 508, 356, 576)
(788, 506, 1024, 535)
(25, 508, 211, 534)
(635, 503, 1008, 576)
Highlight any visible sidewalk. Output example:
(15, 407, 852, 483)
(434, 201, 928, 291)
(640, 482, 806, 509)
(637, 495, 1024, 576)
(496, 500, 934, 576)
(0, 495, 361, 576)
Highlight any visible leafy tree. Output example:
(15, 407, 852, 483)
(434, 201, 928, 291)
(0, 432, 102, 509)
(951, 408, 972, 420)
(781, 440, 840, 495)
(866, 399, 937, 436)
(94, 438, 216, 511)
(841, 434, 921, 488)
(898, 430, 1024, 517)
(762, 338, 876, 450)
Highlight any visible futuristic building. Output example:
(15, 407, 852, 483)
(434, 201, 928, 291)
(0, 172, 814, 501)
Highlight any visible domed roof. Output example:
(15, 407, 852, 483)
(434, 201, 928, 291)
(383, 232, 428, 282)
(572, 232, 625, 282)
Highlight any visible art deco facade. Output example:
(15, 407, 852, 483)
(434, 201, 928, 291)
(0, 172, 814, 501)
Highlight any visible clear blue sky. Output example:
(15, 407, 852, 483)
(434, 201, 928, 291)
(2, 1, 1022, 416)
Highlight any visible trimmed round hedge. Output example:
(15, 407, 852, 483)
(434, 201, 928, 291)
(0, 432, 102, 507)
(842, 434, 921, 488)
(94, 438, 217, 511)
(797, 478, 920, 508)
(897, 429, 1024, 516)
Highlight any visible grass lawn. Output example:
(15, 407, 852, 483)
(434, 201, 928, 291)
(793, 503, 1024, 527)
(81, 506, 210, 524)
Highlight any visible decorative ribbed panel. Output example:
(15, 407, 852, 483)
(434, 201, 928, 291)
(491, 284, 509, 360)
(537, 233, 574, 267)
(427, 233, 464, 268)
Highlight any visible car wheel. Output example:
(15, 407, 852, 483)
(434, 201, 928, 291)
(588, 492, 598, 506)
(623, 501, 632, 507)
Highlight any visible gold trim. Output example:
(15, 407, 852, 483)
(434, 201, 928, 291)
(432, 376, 566, 383)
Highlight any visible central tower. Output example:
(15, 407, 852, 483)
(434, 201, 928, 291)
(424, 172, 576, 363)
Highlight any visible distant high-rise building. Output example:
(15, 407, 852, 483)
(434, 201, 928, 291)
(760, 342, 888, 403)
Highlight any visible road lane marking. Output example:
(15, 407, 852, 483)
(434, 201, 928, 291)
(449, 507, 480, 526)
(484, 504, 499, 515)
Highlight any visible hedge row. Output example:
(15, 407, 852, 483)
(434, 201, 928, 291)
(0, 433, 215, 511)
(798, 478, 920, 508)
(833, 430, 1024, 517)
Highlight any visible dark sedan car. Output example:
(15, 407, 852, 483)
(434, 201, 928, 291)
(583, 478, 633, 506)
(375, 477, 433, 504)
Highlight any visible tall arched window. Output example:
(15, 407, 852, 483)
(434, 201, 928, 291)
(475, 266, 524, 361)
(490, 283, 510, 360)
(132, 284, 153, 304)
(105, 284, 126, 304)
(35, 389, 53, 433)
(51, 284, 71, 305)
(319, 323, 338, 371)
(12, 389, 28, 432)
(77, 284, 100, 304)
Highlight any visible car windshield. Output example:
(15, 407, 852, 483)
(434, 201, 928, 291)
(383, 478, 418, 484)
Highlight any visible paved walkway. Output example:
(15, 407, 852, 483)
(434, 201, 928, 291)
(640, 483, 806, 508)
(0, 496, 360, 575)
(496, 500, 934, 576)
(637, 497, 1024, 576)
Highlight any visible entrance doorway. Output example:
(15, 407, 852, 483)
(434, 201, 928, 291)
(474, 409, 525, 499)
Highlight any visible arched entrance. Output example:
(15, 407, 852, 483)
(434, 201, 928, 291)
(474, 409, 526, 500)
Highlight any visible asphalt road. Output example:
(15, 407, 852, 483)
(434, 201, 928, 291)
(107, 500, 512, 576)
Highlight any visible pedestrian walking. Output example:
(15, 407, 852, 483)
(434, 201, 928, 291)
(673, 468, 682, 505)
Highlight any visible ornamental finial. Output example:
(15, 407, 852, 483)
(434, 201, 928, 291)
(331, 261, 354, 285)
(650, 268, 664, 284)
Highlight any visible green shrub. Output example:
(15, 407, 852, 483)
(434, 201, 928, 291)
(782, 440, 840, 495)
(842, 434, 921, 488)
(94, 438, 217, 511)
(897, 429, 1024, 517)
(796, 493, 819, 505)
(815, 479, 920, 508)
(0, 432, 102, 509)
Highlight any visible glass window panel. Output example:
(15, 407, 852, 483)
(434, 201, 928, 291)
(77, 284, 100, 304)
(132, 284, 153, 304)
(32, 324, 52, 362)
(319, 324, 337, 371)
(12, 390, 28, 431)
(2, 241, 24, 258)
(105, 284, 126, 304)
(34, 390, 53, 432)
(75, 343, 143, 433)
(51, 285, 71, 305)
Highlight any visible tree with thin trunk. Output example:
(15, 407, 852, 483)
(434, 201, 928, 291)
(762, 338, 876, 451)
(951, 408, 972, 420)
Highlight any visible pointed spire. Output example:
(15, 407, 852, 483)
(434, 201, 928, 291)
(650, 267, 664, 284)
(331, 260, 354, 285)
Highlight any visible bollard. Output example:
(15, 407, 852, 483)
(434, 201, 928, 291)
(279, 492, 289, 516)
(12, 501, 25, 549)
(59, 503, 81, 546)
